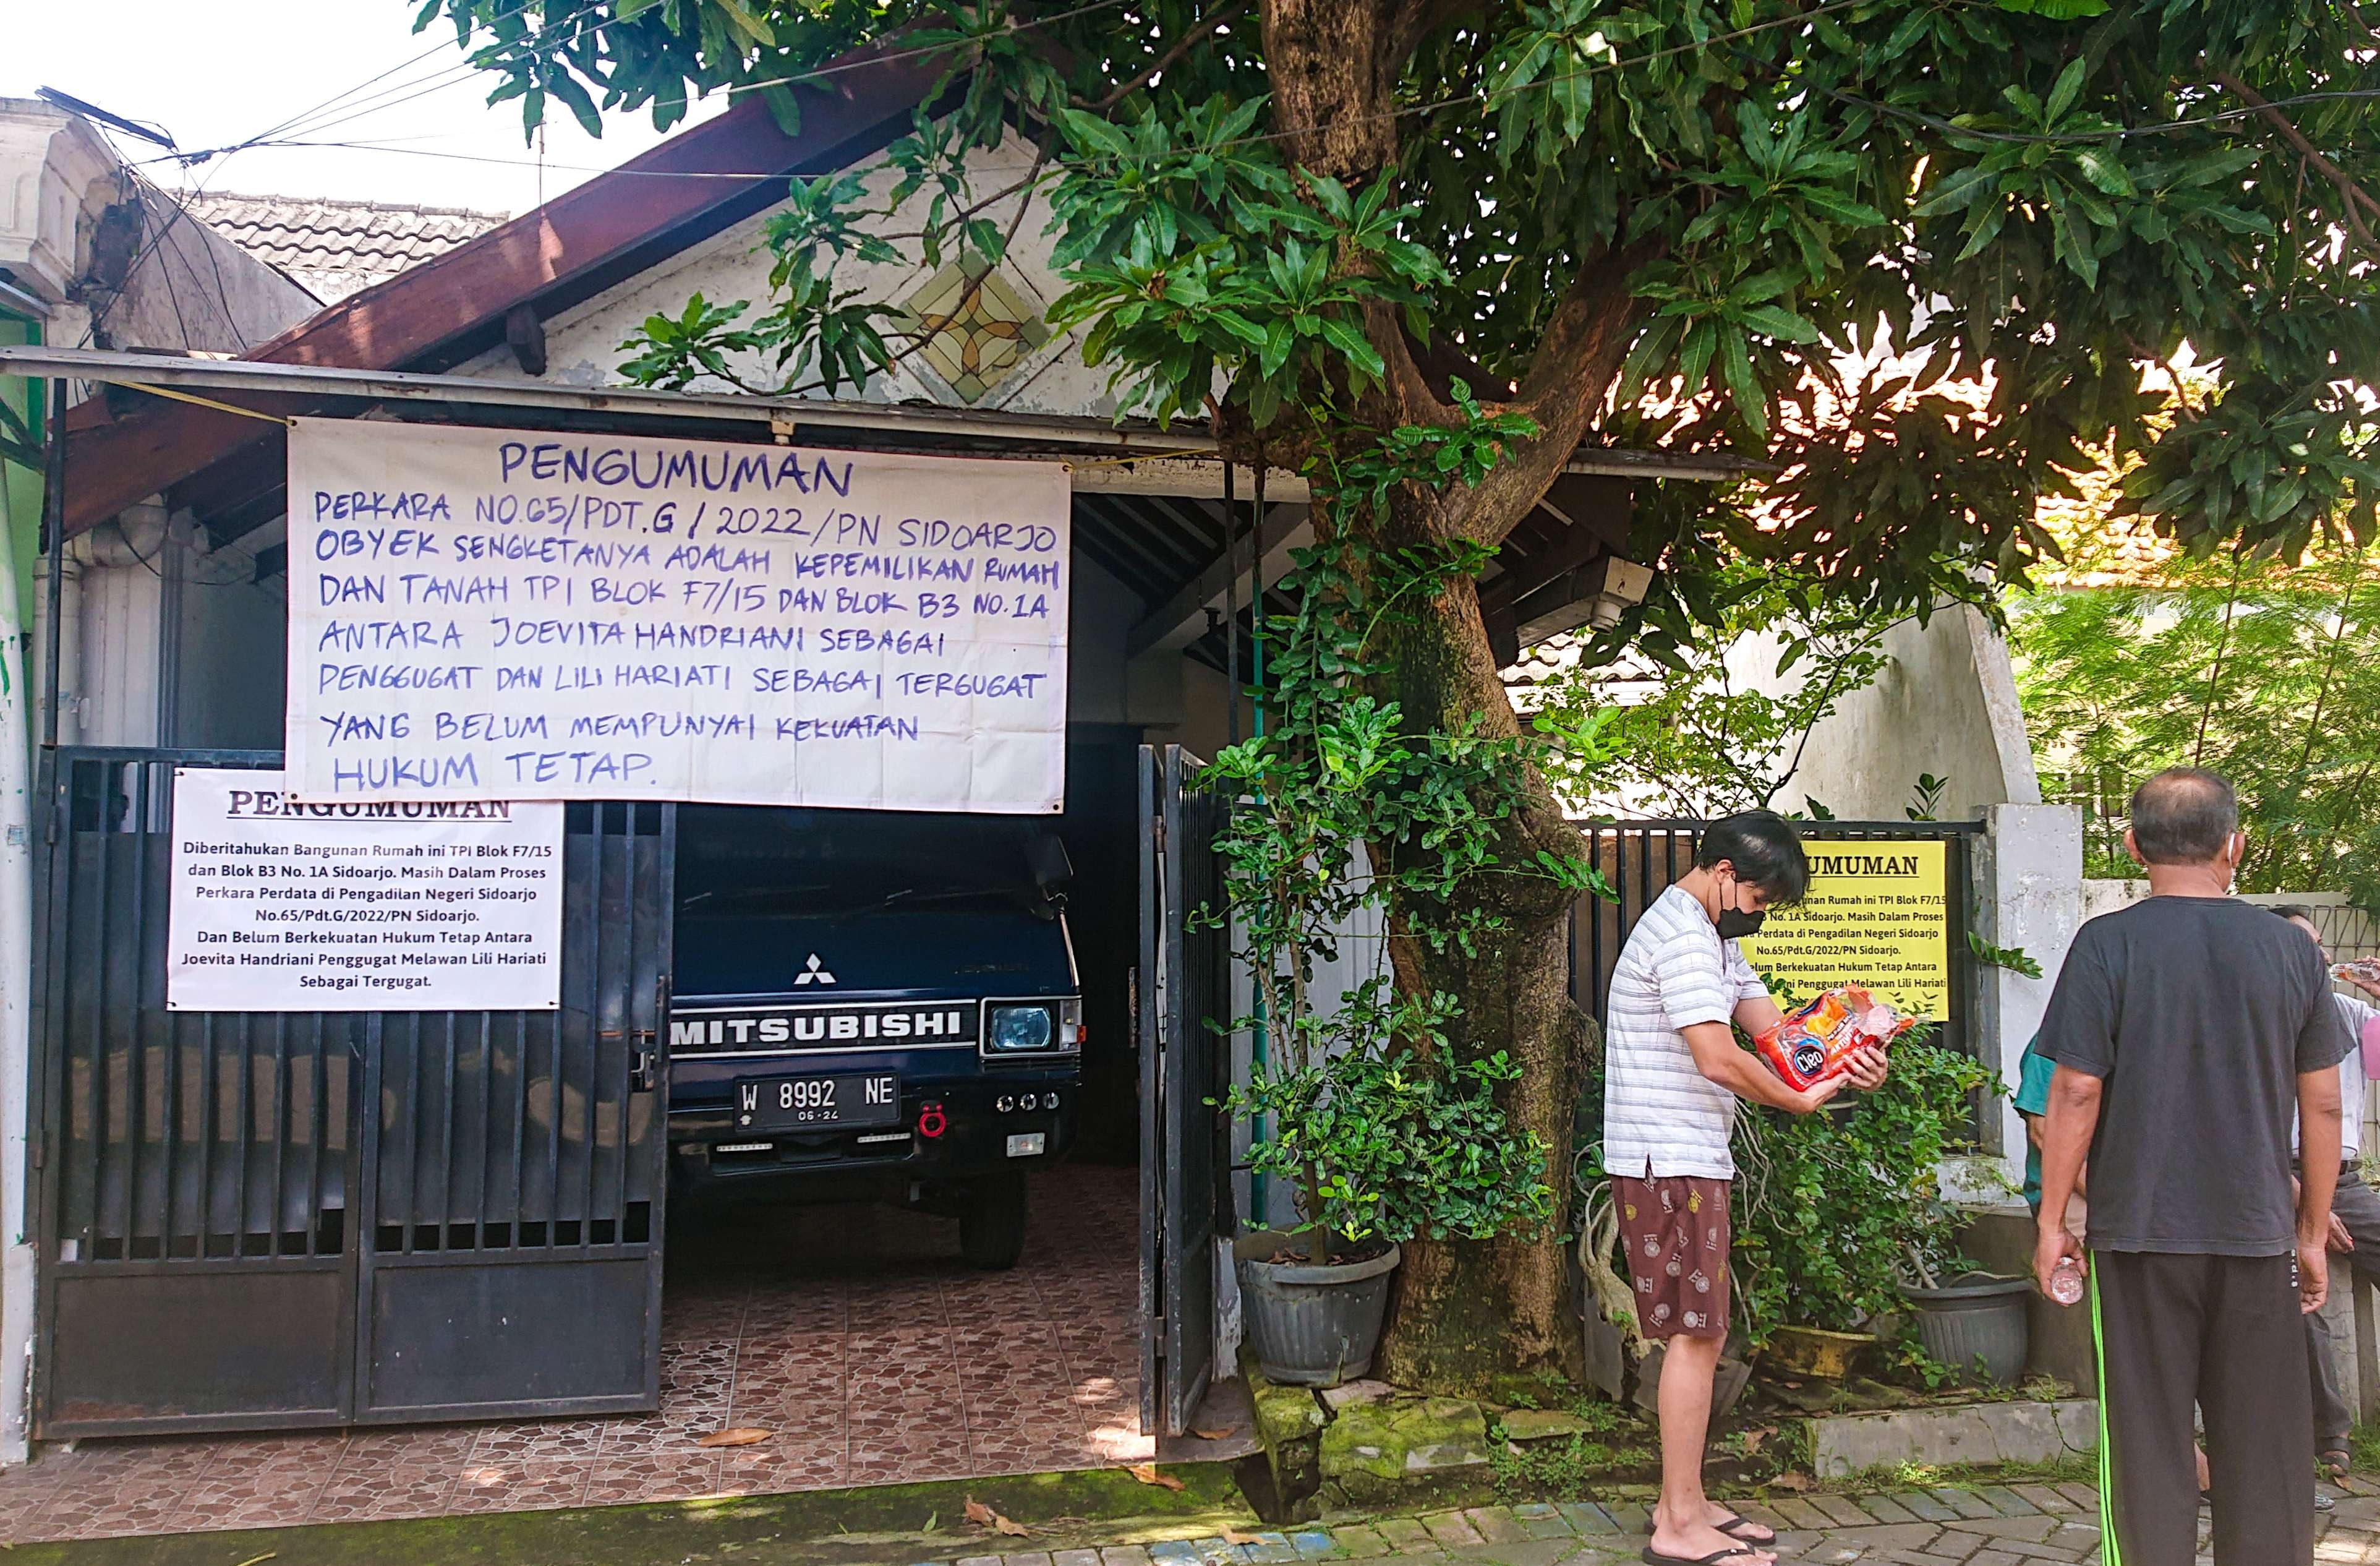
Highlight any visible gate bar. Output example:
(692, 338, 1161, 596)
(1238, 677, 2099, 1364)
(40, 375, 62, 748)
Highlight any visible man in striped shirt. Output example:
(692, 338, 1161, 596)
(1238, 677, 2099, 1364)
(1605, 811, 1888, 1566)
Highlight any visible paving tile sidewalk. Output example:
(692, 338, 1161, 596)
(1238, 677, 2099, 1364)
(947, 1477, 2380, 1566)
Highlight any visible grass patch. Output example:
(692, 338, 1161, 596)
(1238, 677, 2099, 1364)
(1484, 1398, 1657, 1499)
(1820, 1453, 2097, 1494)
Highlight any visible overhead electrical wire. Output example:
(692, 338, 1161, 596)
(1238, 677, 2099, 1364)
(249, 0, 610, 147)
(160, 0, 1138, 174)
(80, 2, 636, 346)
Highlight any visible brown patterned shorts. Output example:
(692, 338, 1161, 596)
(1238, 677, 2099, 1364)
(1614, 1174, 1731, 1340)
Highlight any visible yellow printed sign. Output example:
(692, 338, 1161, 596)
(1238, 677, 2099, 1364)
(1736, 839, 1952, 1020)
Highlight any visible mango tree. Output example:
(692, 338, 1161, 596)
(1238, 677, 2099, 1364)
(420, 0, 2380, 1390)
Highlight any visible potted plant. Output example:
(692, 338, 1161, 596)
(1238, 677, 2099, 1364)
(1728, 1025, 2002, 1373)
(1897, 1199, 2031, 1385)
(1577, 1016, 1998, 1384)
(1225, 981, 1552, 1383)
(1205, 523, 1561, 1387)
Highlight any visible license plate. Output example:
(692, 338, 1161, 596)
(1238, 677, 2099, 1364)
(734, 1072, 900, 1131)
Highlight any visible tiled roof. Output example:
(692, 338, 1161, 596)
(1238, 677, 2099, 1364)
(186, 191, 509, 304)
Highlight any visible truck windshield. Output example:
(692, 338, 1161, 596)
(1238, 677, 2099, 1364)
(676, 805, 1061, 917)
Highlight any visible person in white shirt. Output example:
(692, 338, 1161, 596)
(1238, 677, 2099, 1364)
(2276, 907, 2380, 1478)
(1603, 810, 1888, 1566)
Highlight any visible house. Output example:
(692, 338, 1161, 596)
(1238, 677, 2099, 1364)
(0, 33, 2076, 1533)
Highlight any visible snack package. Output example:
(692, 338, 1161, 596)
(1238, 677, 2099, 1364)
(1752, 985, 1917, 1093)
(2333, 959, 2380, 986)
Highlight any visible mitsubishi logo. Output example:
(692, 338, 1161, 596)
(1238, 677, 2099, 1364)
(794, 953, 837, 986)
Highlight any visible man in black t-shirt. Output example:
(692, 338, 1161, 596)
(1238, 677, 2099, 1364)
(2034, 767, 2350, 1566)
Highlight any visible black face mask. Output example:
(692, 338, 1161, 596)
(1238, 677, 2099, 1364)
(1715, 877, 1765, 939)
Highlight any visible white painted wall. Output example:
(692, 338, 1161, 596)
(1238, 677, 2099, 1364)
(1966, 804, 2084, 1190)
(456, 132, 1119, 420)
(0, 99, 312, 358)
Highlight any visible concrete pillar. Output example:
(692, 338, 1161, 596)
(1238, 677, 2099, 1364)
(0, 516, 33, 1466)
(61, 501, 169, 749)
(1971, 803, 2084, 1180)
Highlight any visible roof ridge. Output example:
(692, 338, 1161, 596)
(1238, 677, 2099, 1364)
(187, 190, 512, 222)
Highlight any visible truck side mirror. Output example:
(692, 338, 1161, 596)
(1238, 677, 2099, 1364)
(1026, 835, 1074, 897)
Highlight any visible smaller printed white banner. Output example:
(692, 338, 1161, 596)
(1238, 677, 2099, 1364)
(166, 768, 565, 1012)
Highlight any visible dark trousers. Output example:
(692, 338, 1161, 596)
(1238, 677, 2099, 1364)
(2094, 1250, 2313, 1566)
(2306, 1166, 2380, 1448)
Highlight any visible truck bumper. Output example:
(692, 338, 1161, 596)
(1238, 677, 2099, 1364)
(666, 1072, 1079, 1204)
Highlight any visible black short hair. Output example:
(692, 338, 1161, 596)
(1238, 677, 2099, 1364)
(2271, 904, 2319, 925)
(1694, 810, 1809, 906)
(2128, 766, 2239, 865)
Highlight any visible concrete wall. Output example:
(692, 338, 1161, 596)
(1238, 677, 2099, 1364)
(1969, 805, 2084, 1171)
(1736, 604, 2041, 822)
(0, 100, 311, 359)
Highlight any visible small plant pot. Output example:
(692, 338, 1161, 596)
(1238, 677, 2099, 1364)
(1901, 1272, 2031, 1384)
(1235, 1231, 1402, 1387)
(1765, 1324, 1875, 1380)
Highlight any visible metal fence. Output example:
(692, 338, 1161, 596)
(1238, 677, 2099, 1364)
(1567, 817, 1983, 1063)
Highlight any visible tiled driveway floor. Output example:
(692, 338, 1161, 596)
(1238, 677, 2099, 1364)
(0, 1166, 1151, 1544)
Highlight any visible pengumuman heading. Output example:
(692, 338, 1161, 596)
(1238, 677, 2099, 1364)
(222, 790, 516, 823)
(1806, 852, 1924, 877)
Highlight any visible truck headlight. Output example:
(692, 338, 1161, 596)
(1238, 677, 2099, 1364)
(987, 1004, 1056, 1053)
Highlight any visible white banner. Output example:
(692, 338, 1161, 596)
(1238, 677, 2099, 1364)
(285, 418, 1071, 810)
(166, 769, 565, 1012)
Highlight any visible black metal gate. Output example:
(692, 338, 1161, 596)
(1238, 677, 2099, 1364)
(29, 749, 673, 1437)
(355, 799, 672, 1423)
(1137, 743, 1229, 1440)
(1568, 818, 1982, 1062)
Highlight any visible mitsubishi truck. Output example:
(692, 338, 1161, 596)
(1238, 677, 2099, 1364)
(667, 806, 1082, 1269)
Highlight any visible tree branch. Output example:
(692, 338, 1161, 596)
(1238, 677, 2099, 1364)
(1386, 0, 1484, 69)
(1086, 0, 1248, 112)
(2212, 72, 2380, 259)
(1441, 240, 1665, 549)
(1402, 325, 1521, 403)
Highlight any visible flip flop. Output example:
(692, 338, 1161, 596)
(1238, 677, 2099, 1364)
(1640, 1549, 1762, 1566)
(1715, 1514, 1776, 1545)
(1638, 1514, 1776, 1547)
(2321, 1446, 2352, 1477)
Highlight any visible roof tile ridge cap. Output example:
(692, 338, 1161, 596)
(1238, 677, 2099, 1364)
(191, 189, 513, 223)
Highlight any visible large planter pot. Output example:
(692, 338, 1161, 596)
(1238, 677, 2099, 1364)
(1766, 1324, 1875, 1380)
(1235, 1231, 1402, 1387)
(1901, 1272, 2031, 1385)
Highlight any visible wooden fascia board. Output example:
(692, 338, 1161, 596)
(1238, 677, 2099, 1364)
(61, 40, 950, 536)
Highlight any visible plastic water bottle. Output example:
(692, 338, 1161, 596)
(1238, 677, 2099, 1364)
(2049, 1257, 2085, 1306)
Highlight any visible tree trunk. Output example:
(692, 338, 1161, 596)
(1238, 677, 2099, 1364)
(1250, 0, 1638, 1395)
(1375, 906, 1593, 1392)
(1362, 541, 1598, 1394)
